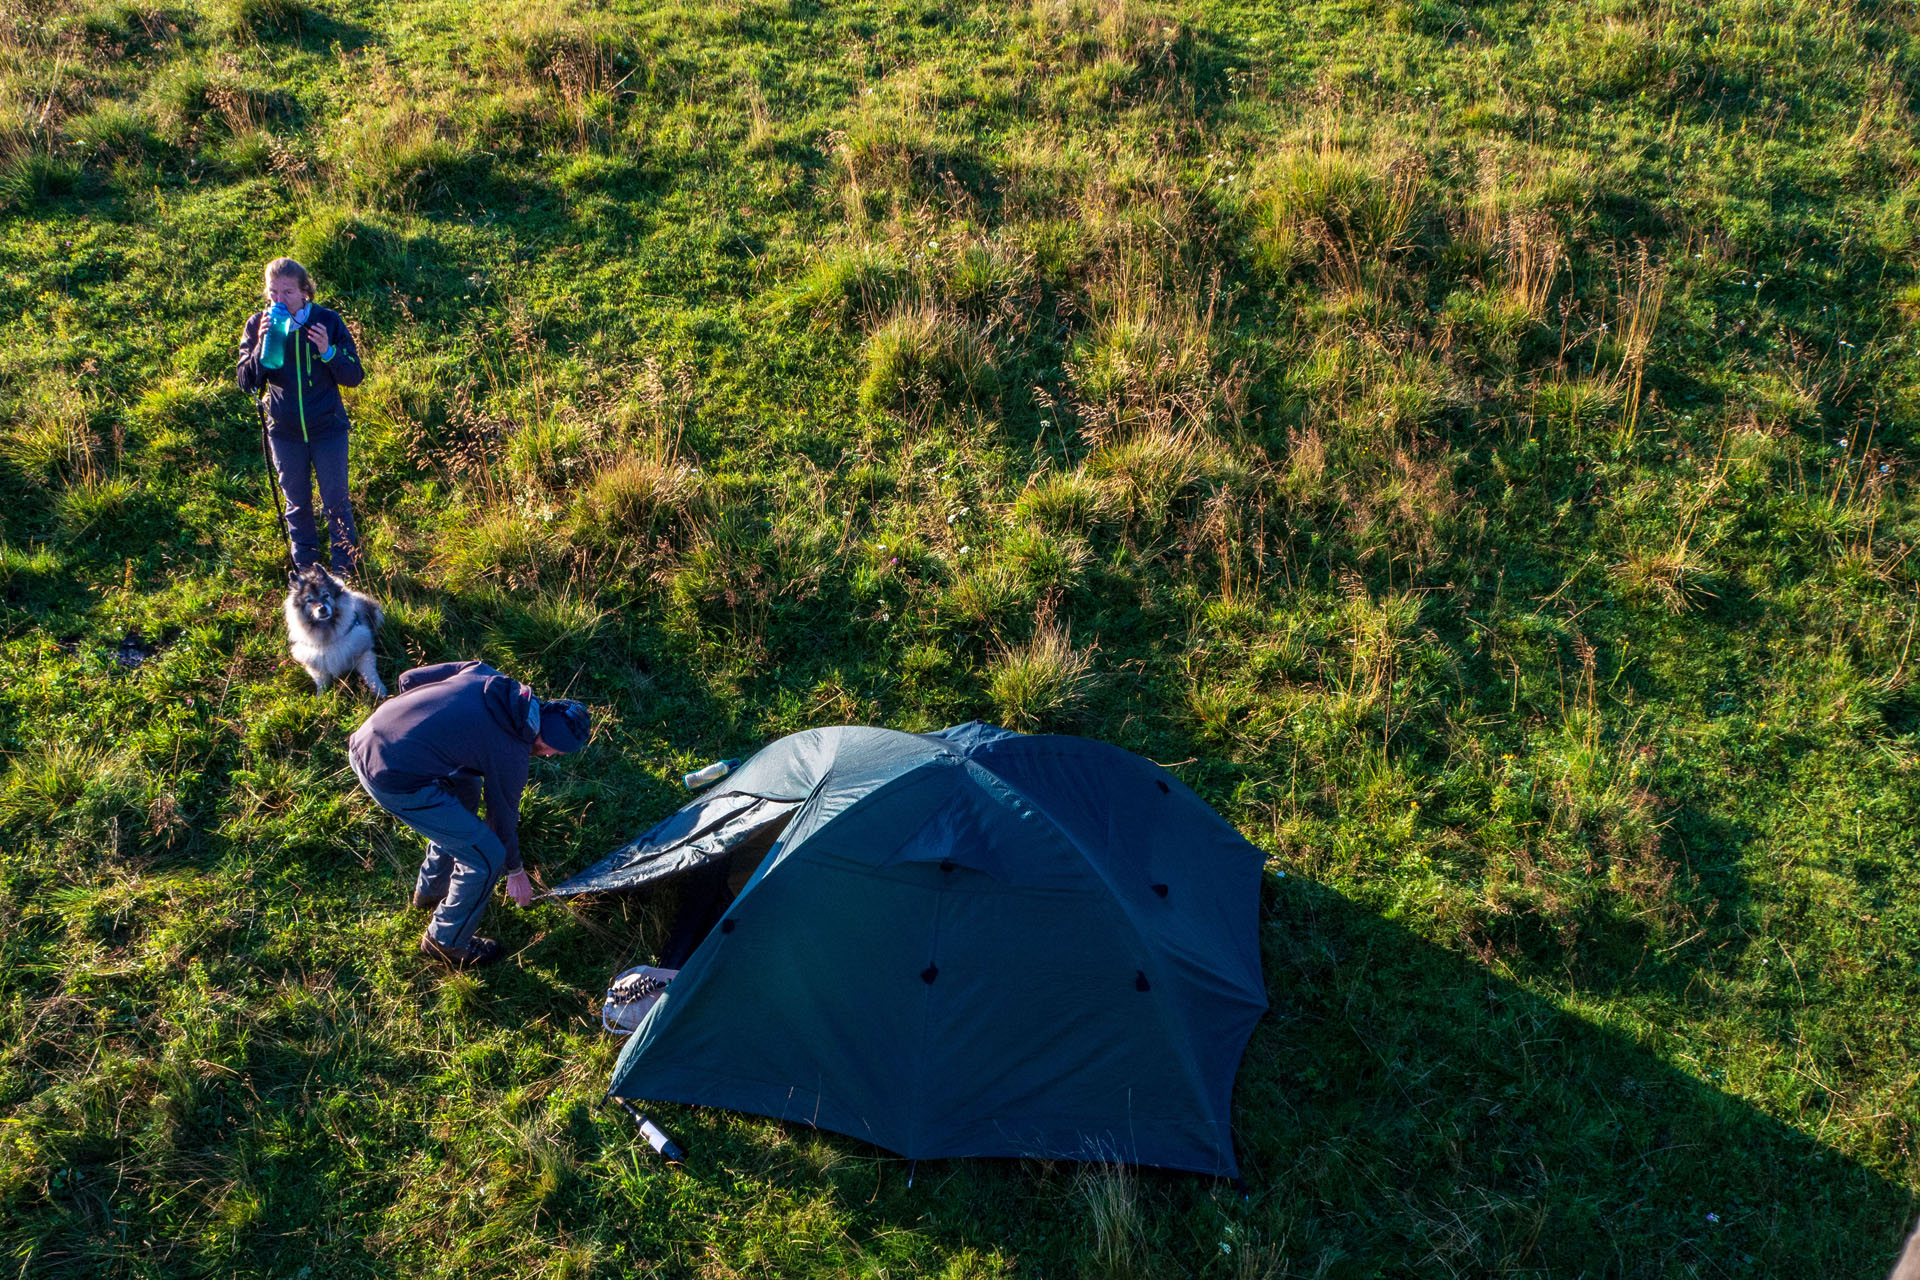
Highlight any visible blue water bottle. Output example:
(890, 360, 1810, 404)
(258, 304, 294, 370)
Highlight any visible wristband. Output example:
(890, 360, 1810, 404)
(321, 345, 336, 362)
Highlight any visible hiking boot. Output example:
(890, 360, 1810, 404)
(419, 933, 503, 970)
(601, 965, 679, 1035)
(412, 889, 445, 911)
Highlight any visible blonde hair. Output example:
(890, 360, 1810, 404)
(261, 256, 315, 302)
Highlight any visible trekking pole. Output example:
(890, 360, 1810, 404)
(253, 392, 292, 569)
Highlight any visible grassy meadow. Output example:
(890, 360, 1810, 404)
(4, 0, 1920, 1274)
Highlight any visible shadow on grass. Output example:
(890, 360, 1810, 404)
(1205, 874, 1916, 1276)
(265, 5, 377, 55)
(12, 967, 404, 1278)
(556, 873, 1916, 1277)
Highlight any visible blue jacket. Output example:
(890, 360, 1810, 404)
(236, 302, 363, 440)
(347, 662, 540, 871)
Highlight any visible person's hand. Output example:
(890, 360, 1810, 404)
(305, 322, 330, 352)
(506, 870, 535, 908)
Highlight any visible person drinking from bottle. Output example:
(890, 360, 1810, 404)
(348, 660, 592, 970)
(235, 257, 365, 575)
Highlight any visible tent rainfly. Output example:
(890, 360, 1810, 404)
(548, 722, 1269, 1177)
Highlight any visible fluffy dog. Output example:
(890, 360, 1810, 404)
(283, 564, 386, 698)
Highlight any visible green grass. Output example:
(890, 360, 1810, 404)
(3, 0, 1920, 1275)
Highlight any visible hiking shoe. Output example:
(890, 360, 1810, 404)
(601, 965, 679, 1035)
(419, 933, 503, 970)
(412, 889, 445, 912)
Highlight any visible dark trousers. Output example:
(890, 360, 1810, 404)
(351, 764, 507, 951)
(269, 427, 358, 572)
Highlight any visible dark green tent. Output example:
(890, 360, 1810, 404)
(549, 722, 1268, 1177)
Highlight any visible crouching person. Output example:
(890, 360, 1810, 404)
(348, 660, 591, 969)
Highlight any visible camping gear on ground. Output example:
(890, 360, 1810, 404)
(548, 721, 1268, 1178)
(602, 965, 679, 1035)
(606, 1097, 686, 1167)
(683, 758, 741, 789)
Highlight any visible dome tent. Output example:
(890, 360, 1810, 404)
(548, 722, 1269, 1177)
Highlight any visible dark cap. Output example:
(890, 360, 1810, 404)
(536, 698, 591, 753)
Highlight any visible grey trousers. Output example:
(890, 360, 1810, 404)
(352, 764, 507, 950)
(269, 427, 359, 572)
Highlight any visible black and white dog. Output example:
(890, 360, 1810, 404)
(282, 564, 386, 698)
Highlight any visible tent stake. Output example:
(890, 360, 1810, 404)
(906, 1159, 916, 1188)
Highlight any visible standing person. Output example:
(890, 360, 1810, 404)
(348, 660, 592, 969)
(236, 257, 366, 575)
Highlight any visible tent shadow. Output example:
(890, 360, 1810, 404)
(544, 857, 1913, 1274)
(636, 871, 1915, 1277)
(1216, 874, 1917, 1276)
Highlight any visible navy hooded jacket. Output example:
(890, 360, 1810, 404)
(235, 302, 363, 440)
(348, 662, 541, 872)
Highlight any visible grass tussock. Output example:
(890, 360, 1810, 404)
(1083, 425, 1245, 533)
(63, 101, 156, 160)
(321, 89, 490, 208)
(217, 0, 309, 42)
(1, 372, 100, 481)
(1071, 1157, 1150, 1279)
(1069, 269, 1230, 440)
(0, 152, 79, 211)
(987, 616, 1094, 729)
(786, 244, 913, 328)
(437, 507, 568, 591)
(859, 304, 999, 413)
(1013, 469, 1112, 531)
(1251, 132, 1426, 283)
(568, 447, 708, 561)
(1023, 0, 1192, 109)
